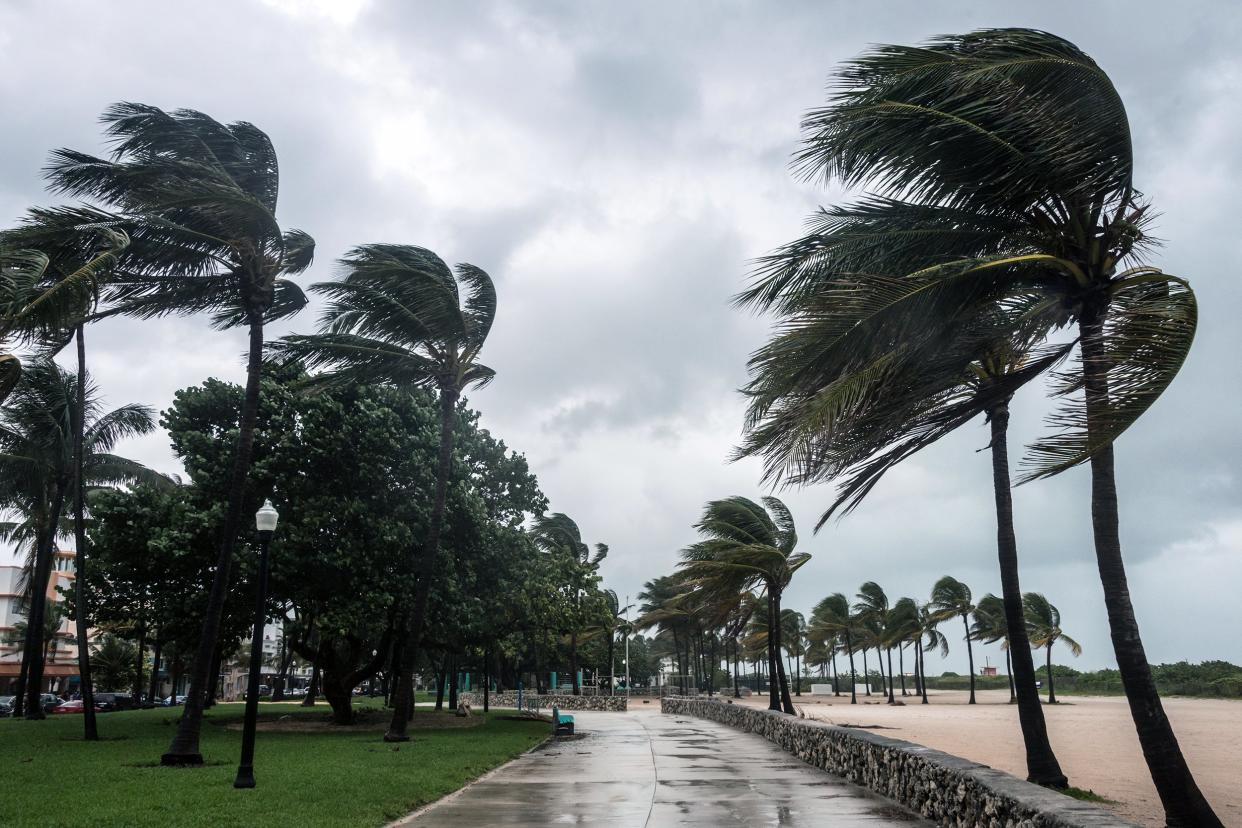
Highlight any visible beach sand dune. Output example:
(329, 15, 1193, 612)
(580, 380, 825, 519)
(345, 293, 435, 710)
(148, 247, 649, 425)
(734, 689, 1239, 827)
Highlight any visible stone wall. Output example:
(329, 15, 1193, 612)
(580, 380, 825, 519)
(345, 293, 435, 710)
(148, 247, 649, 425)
(662, 697, 1136, 828)
(460, 691, 627, 712)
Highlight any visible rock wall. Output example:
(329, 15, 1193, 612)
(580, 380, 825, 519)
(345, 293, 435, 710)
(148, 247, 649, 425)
(662, 697, 1136, 828)
(460, 691, 628, 712)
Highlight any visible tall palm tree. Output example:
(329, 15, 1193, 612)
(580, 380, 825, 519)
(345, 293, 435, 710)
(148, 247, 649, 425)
(929, 577, 978, 704)
(580, 589, 631, 695)
(972, 594, 1015, 703)
(271, 244, 493, 742)
(735, 29, 1212, 821)
(1024, 593, 1082, 704)
(530, 513, 607, 696)
(853, 582, 895, 702)
(781, 610, 806, 696)
(679, 496, 809, 714)
(46, 103, 314, 764)
(0, 360, 160, 718)
(636, 575, 694, 694)
(3, 208, 131, 740)
(912, 602, 949, 705)
(809, 593, 856, 704)
(887, 597, 918, 698)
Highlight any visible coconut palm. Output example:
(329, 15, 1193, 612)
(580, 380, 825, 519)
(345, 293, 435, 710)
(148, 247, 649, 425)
(636, 575, 695, 694)
(809, 593, 856, 704)
(580, 590, 631, 695)
(530, 514, 607, 696)
(735, 29, 1211, 820)
(887, 597, 918, 698)
(853, 582, 897, 702)
(90, 634, 139, 692)
(929, 577, 978, 704)
(3, 209, 132, 739)
(270, 244, 494, 741)
(679, 496, 809, 714)
(912, 602, 949, 705)
(46, 103, 314, 763)
(1024, 593, 1082, 704)
(781, 610, 807, 696)
(0, 360, 161, 718)
(972, 594, 1015, 702)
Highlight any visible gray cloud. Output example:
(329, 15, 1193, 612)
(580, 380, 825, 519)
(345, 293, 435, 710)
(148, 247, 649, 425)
(1, 0, 1239, 674)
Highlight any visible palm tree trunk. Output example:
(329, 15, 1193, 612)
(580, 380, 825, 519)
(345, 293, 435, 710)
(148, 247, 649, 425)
(1080, 307, 1221, 827)
(385, 385, 459, 741)
(72, 325, 99, 738)
(607, 631, 615, 696)
(1046, 644, 1056, 704)
(765, 593, 780, 711)
(795, 650, 801, 696)
(773, 592, 794, 714)
(831, 649, 840, 697)
(149, 636, 162, 707)
(1005, 647, 1015, 703)
(899, 645, 907, 696)
(861, 648, 870, 696)
(886, 647, 895, 703)
(845, 632, 857, 704)
(963, 615, 976, 704)
(302, 657, 320, 707)
(163, 317, 265, 765)
(25, 483, 67, 719)
(133, 621, 146, 701)
(988, 403, 1066, 785)
(875, 647, 886, 696)
(918, 639, 928, 705)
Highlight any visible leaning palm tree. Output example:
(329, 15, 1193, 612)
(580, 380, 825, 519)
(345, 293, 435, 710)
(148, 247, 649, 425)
(530, 513, 607, 696)
(809, 593, 856, 704)
(929, 577, 978, 704)
(579, 590, 631, 695)
(973, 594, 1015, 703)
(3, 209, 131, 740)
(271, 244, 494, 741)
(1024, 593, 1082, 704)
(853, 582, 895, 702)
(46, 103, 314, 764)
(736, 29, 1212, 820)
(0, 360, 162, 719)
(679, 496, 809, 714)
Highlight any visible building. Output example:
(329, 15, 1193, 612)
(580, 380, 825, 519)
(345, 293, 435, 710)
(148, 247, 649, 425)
(0, 549, 83, 695)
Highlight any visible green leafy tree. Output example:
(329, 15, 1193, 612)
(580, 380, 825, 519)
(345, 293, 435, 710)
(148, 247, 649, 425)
(272, 244, 495, 742)
(90, 634, 138, 692)
(1024, 593, 1082, 704)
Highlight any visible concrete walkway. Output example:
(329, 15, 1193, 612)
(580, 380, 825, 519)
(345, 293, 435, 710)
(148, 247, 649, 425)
(398, 709, 931, 826)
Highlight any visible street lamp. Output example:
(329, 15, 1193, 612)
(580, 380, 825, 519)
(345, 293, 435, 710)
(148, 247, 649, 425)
(234, 499, 279, 789)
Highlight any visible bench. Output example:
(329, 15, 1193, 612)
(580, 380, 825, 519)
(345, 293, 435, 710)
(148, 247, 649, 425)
(551, 705, 575, 736)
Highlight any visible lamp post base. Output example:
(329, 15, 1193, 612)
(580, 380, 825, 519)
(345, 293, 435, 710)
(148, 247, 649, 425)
(233, 766, 256, 788)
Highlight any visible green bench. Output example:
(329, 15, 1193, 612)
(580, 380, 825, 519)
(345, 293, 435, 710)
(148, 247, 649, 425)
(551, 705, 574, 736)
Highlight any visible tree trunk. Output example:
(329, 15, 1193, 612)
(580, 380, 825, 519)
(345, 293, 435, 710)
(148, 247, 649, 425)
(162, 316, 265, 766)
(918, 639, 928, 705)
(385, 385, 459, 742)
(989, 404, 1066, 786)
(899, 645, 907, 696)
(765, 593, 779, 711)
(861, 648, 870, 696)
(149, 636, 162, 707)
(875, 647, 886, 696)
(1079, 307, 1221, 827)
(448, 659, 459, 710)
(72, 326, 98, 738)
(435, 667, 446, 711)
(845, 632, 857, 704)
(1046, 645, 1056, 705)
(831, 649, 840, 697)
(1005, 647, 1015, 703)
(963, 615, 976, 704)
(570, 633, 580, 696)
(886, 647, 895, 703)
(204, 641, 222, 708)
(607, 632, 615, 696)
(133, 622, 147, 701)
(302, 658, 320, 707)
(321, 671, 355, 725)
(484, 647, 490, 713)
(25, 482, 67, 719)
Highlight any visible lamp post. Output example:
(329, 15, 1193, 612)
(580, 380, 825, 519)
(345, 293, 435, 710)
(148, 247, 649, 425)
(234, 499, 279, 789)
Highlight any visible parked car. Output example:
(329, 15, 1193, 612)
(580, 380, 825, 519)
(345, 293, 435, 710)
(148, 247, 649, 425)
(51, 699, 104, 715)
(93, 692, 140, 712)
(162, 694, 188, 706)
(39, 693, 61, 714)
(0, 695, 14, 716)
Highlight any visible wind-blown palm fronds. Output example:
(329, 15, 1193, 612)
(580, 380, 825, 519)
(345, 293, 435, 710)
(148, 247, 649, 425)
(1024, 593, 1082, 704)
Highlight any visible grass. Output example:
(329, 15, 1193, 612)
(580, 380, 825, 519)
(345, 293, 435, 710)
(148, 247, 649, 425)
(1061, 786, 1115, 804)
(0, 698, 547, 827)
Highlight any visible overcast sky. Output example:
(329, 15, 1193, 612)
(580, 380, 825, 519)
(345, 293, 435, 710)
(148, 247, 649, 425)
(1, 0, 1238, 675)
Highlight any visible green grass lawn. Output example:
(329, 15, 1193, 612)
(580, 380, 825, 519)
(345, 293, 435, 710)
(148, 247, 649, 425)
(0, 699, 547, 827)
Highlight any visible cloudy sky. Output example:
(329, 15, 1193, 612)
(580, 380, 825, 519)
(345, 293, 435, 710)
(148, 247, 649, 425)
(1, 0, 1238, 675)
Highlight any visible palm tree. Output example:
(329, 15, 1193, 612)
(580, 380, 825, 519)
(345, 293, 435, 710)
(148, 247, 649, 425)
(809, 593, 856, 704)
(636, 575, 694, 694)
(679, 496, 809, 714)
(0, 360, 160, 718)
(3, 208, 132, 739)
(1024, 593, 1082, 704)
(781, 610, 806, 696)
(973, 594, 1015, 703)
(530, 513, 607, 696)
(91, 634, 139, 692)
(929, 577, 977, 705)
(912, 603, 949, 705)
(735, 29, 1212, 821)
(271, 244, 493, 742)
(853, 582, 894, 702)
(4, 599, 65, 665)
(887, 598, 918, 698)
(580, 589, 630, 695)
(46, 103, 314, 764)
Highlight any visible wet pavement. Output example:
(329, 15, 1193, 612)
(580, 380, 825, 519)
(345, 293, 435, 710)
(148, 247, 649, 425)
(396, 709, 931, 826)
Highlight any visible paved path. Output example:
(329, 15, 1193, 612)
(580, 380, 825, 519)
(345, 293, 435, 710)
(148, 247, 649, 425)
(398, 709, 931, 826)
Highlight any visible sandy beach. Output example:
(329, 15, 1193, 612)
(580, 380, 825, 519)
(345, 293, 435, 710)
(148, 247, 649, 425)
(732, 689, 1240, 826)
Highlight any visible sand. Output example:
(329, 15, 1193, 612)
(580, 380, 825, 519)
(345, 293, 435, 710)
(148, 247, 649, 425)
(731, 689, 1241, 826)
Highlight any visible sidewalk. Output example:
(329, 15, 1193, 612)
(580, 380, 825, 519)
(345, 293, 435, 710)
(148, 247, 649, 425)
(396, 708, 931, 826)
